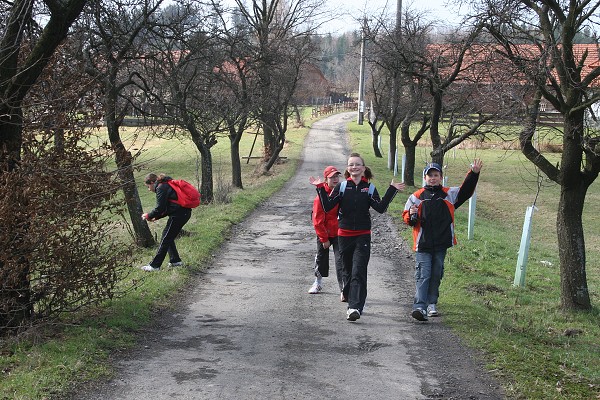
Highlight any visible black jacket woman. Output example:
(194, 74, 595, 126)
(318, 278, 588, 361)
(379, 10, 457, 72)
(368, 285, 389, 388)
(309, 153, 405, 321)
(140, 173, 192, 271)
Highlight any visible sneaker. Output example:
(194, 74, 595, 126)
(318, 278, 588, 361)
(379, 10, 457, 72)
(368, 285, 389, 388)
(340, 292, 347, 302)
(411, 308, 428, 321)
(427, 304, 439, 317)
(168, 261, 184, 267)
(346, 308, 360, 321)
(140, 265, 160, 272)
(308, 282, 322, 294)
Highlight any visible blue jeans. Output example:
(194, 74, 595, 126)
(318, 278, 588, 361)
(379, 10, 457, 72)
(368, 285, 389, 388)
(413, 249, 447, 310)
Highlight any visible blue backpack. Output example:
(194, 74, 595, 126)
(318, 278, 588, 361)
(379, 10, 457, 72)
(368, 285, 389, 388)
(339, 180, 375, 196)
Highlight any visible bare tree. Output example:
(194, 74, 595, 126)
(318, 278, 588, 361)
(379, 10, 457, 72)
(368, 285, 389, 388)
(1, 48, 132, 333)
(0, 0, 89, 169)
(232, 0, 326, 172)
(479, 0, 600, 310)
(0, 0, 91, 330)
(76, 0, 164, 247)
(143, 2, 228, 203)
(211, 7, 258, 189)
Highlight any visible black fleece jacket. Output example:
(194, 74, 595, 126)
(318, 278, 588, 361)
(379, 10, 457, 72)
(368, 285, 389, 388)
(316, 178, 398, 232)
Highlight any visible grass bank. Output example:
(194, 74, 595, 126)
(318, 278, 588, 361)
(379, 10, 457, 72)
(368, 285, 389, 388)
(347, 121, 599, 400)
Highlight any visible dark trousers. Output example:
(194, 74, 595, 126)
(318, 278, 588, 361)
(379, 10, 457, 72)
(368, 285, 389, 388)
(338, 234, 371, 313)
(314, 236, 343, 291)
(150, 207, 191, 268)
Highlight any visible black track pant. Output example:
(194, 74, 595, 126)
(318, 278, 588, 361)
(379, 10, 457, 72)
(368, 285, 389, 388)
(149, 207, 191, 268)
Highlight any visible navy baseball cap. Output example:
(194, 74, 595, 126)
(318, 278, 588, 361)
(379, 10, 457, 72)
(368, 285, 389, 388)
(423, 162, 443, 176)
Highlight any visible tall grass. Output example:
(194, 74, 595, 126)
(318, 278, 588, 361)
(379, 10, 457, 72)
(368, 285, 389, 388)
(347, 121, 600, 400)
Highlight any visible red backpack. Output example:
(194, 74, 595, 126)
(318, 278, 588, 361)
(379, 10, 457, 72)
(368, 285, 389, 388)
(166, 180, 201, 208)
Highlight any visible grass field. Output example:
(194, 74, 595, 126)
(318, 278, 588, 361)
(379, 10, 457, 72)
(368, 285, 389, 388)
(1, 111, 598, 399)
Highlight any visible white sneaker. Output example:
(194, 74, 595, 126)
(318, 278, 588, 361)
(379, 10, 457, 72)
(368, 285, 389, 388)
(168, 261, 184, 267)
(427, 304, 439, 317)
(308, 282, 322, 294)
(140, 265, 160, 272)
(346, 308, 360, 321)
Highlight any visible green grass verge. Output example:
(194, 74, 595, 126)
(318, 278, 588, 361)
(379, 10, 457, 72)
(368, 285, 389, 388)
(347, 120, 600, 400)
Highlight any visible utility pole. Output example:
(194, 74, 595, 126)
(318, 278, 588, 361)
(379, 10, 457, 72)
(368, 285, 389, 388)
(389, 0, 402, 170)
(357, 19, 367, 125)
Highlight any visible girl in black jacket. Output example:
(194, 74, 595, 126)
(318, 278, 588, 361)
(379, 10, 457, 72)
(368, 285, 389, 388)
(140, 173, 192, 271)
(310, 153, 405, 321)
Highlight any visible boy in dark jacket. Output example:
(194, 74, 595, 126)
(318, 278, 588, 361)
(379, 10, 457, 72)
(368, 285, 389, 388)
(402, 159, 482, 321)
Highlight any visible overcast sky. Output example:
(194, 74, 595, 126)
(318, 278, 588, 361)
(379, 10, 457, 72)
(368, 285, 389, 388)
(322, 0, 468, 34)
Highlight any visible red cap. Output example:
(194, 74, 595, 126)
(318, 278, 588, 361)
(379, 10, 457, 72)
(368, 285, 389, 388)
(323, 166, 341, 178)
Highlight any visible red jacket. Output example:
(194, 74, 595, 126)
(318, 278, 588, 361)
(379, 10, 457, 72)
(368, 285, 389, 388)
(312, 184, 339, 242)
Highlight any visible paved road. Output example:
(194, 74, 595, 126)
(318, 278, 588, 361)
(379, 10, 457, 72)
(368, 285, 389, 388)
(74, 113, 504, 399)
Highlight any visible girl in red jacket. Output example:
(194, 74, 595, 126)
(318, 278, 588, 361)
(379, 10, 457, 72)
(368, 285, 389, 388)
(309, 166, 343, 294)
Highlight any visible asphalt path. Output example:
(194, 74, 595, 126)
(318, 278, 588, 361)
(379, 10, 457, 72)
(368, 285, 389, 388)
(73, 112, 505, 400)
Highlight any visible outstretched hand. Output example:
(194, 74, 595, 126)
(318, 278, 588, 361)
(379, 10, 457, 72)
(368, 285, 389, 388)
(309, 176, 324, 186)
(471, 158, 483, 173)
(390, 180, 406, 191)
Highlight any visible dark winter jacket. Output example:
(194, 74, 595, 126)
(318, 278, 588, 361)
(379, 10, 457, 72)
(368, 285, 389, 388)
(148, 177, 181, 220)
(317, 177, 398, 233)
(402, 169, 479, 252)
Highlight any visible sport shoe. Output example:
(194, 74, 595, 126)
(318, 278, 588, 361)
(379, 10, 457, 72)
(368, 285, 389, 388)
(308, 282, 322, 294)
(340, 292, 347, 302)
(168, 261, 184, 267)
(346, 308, 360, 321)
(411, 308, 428, 321)
(140, 265, 160, 272)
(427, 304, 439, 317)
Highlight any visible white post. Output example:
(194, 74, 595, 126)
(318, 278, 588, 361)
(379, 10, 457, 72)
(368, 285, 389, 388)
(401, 154, 406, 183)
(467, 191, 477, 240)
(513, 205, 537, 287)
(378, 135, 382, 154)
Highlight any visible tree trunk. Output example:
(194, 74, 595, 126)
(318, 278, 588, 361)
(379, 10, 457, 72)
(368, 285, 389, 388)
(198, 144, 214, 203)
(0, 106, 24, 170)
(429, 92, 444, 165)
(262, 120, 275, 162)
(368, 119, 383, 158)
(106, 109, 155, 248)
(229, 125, 244, 189)
(388, 125, 398, 171)
(556, 184, 591, 310)
(556, 115, 591, 310)
(263, 131, 285, 173)
(403, 143, 417, 187)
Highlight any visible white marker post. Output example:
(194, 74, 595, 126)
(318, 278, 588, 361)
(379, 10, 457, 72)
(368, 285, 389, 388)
(401, 154, 406, 183)
(467, 191, 477, 240)
(513, 205, 537, 287)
